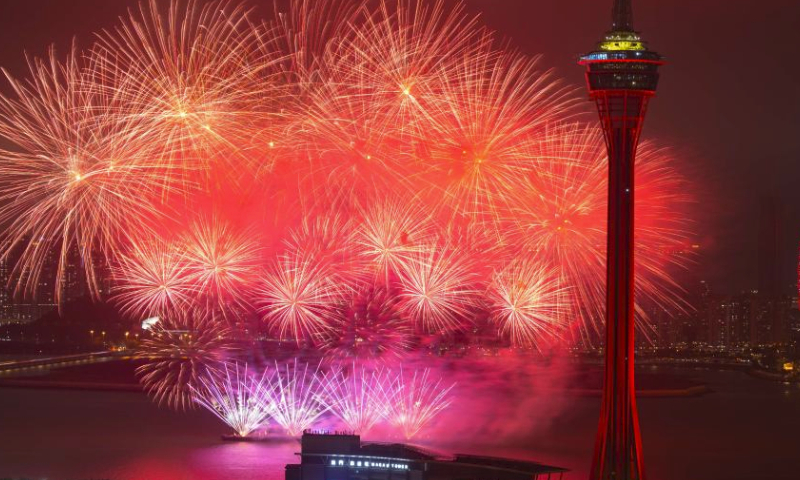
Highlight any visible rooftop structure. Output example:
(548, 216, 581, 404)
(286, 432, 568, 480)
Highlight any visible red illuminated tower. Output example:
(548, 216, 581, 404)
(579, 1, 663, 479)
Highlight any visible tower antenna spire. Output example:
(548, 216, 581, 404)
(612, 0, 634, 31)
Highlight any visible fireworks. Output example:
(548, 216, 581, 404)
(318, 364, 394, 434)
(257, 253, 342, 344)
(511, 123, 694, 340)
(356, 199, 433, 283)
(321, 285, 413, 362)
(0, 0, 695, 353)
(487, 259, 568, 349)
(91, 0, 275, 177)
(386, 368, 454, 439)
(267, 360, 328, 436)
(179, 217, 261, 311)
(135, 315, 234, 411)
(397, 245, 479, 333)
(0, 47, 172, 303)
(193, 363, 273, 437)
(424, 50, 576, 229)
(112, 239, 196, 320)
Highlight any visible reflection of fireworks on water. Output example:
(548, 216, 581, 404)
(386, 368, 454, 440)
(193, 363, 273, 437)
(487, 259, 568, 349)
(319, 364, 394, 435)
(134, 316, 234, 411)
(267, 359, 328, 436)
(321, 285, 413, 362)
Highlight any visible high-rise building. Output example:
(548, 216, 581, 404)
(579, 0, 663, 478)
(0, 237, 94, 323)
(757, 196, 785, 296)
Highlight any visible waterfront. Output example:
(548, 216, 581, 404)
(1, 366, 798, 480)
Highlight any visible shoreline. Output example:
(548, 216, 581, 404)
(0, 376, 711, 398)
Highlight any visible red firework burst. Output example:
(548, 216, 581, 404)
(135, 314, 235, 411)
(321, 284, 414, 362)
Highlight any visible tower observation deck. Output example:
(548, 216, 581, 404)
(578, 1, 664, 479)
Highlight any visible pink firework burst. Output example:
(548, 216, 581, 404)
(266, 359, 328, 437)
(0, 46, 174, 304)
(356, 198, 434, 284)
(423, 48, 577, 230)
(487, 258, 569, 350)
(385, 368, 454, 440)
(257, 253, 343, 344)
(512, 123, 695, 342)
(178, 216, 261, 312)
(112, 238, 196, 320)
(318, 364, 395, 435)
(91, 0, 276, 178)
(193, 362, 273, 437)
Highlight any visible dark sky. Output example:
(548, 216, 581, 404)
(0, 0, 798, 294)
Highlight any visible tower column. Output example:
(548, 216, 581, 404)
(579, 1, 664, 478)
(591, 92, 649, 480)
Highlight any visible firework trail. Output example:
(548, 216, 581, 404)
(135, 315, 234, 411)
(267, 359, 328, 436)
(487, 259, 568, 349)
(318, 364, 394, 435)
(321, 284, 413, 362)
(193, 363, 273, 437)
(386, 368, 454, 440)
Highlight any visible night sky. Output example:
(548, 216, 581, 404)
(0, 0, 798, 294)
